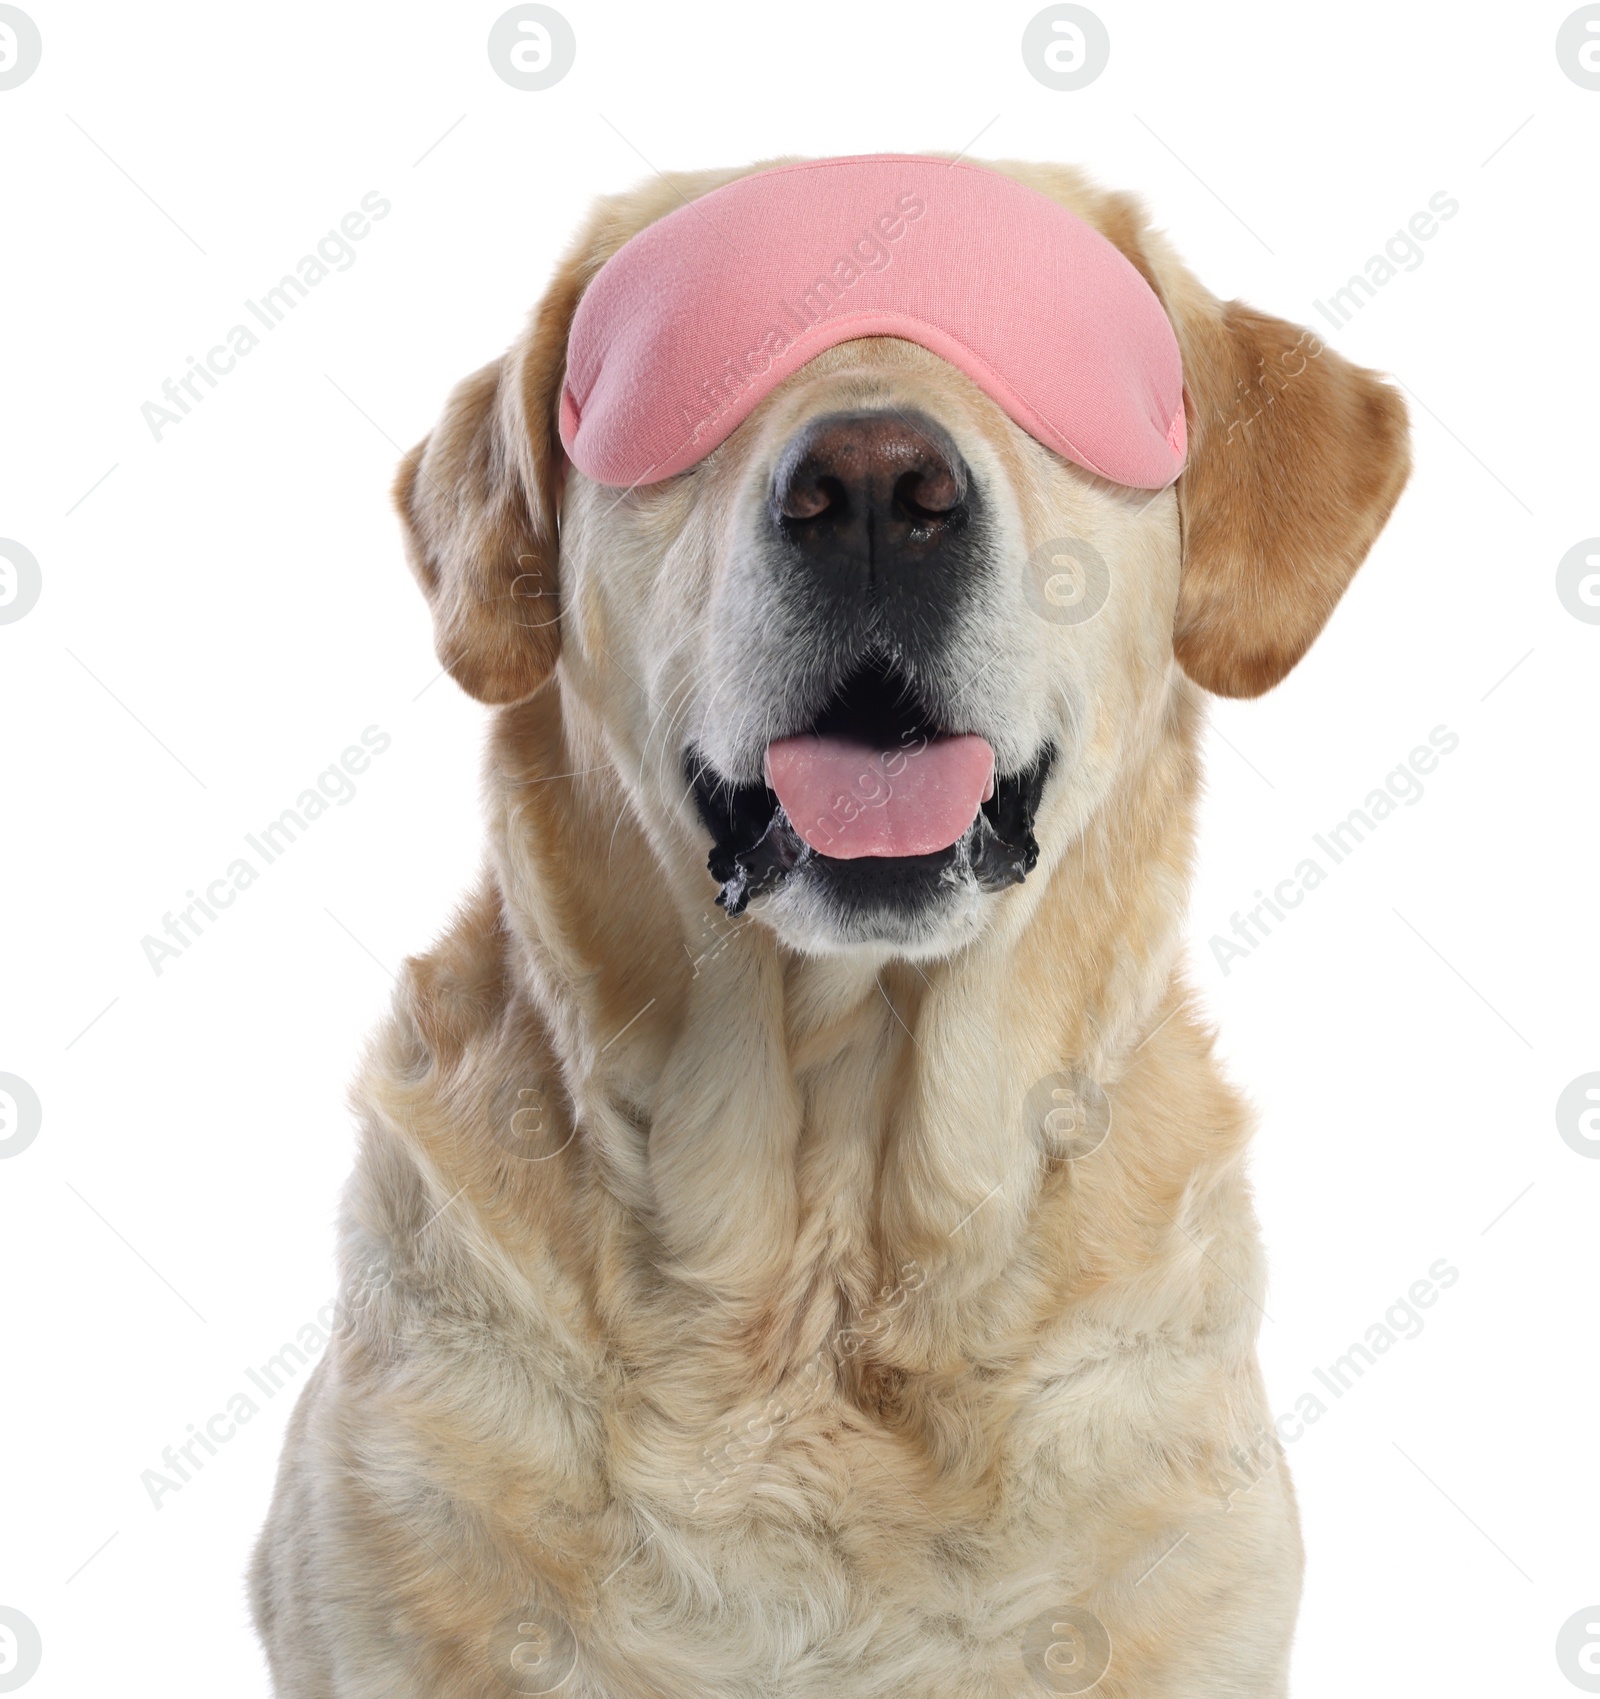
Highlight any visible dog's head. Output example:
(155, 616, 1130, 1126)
(395, 157, 1409, 962)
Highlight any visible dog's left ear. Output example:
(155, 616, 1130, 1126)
(1091, 197, 1412, 699)
(1166, 291, 1412, 698)
(393, 263, 582, 705)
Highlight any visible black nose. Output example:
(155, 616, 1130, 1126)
(769, 410, 973, 597)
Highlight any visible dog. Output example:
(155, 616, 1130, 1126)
(250, 154, 1410, 1697)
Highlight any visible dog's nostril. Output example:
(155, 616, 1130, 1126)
(778, 472, 846, 523)
(770, 410, 970, 540)
(895, 463, 964, 520)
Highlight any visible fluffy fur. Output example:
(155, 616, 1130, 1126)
(250, 156, 1410, 1697)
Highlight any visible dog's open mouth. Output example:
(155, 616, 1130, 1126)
(688, 658, 1053, 916)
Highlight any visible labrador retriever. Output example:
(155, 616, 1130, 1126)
(250, 154, 1410, 1697)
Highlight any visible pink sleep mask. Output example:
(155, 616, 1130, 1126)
(558, 153, 1186, 491)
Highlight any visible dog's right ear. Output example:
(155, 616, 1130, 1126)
(394, 265, 583, 705)
(988, 164, 1411, 699)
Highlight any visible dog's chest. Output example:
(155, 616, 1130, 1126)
(502, 1278, 1171, 1695)
(565, 1364, 1088, 1698)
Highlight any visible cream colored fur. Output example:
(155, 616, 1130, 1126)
(250, 157, 1410, 1697)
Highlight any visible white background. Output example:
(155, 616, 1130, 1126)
(2, 1, 1596, 1694)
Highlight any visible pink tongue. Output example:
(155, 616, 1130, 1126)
(764, 734, 995, 859)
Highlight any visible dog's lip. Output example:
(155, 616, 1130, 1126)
(687, 742, 1053, 916)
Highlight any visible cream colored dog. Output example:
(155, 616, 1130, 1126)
(251, 157, 1410, 1697)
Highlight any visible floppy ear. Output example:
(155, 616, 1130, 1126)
(392, 163, 785, 702)
(394, 263, 582, 704)
(1168, 294, 1411, 697)
(1052, 176, 1412, 699)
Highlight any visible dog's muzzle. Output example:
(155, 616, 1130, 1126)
(686, 403, 1055, 917)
